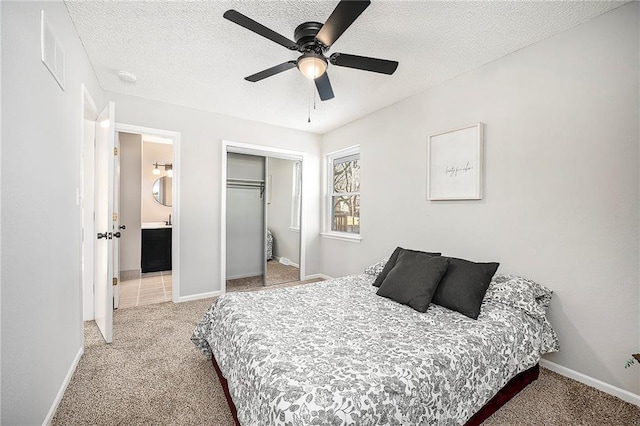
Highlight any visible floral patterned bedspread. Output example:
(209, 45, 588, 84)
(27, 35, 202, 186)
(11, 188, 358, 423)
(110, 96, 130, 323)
(192, 274, 558, 425)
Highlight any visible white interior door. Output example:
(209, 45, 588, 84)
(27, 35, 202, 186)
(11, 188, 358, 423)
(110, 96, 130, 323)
(112, 133, 121, 309)
(94, 102, 115, 343)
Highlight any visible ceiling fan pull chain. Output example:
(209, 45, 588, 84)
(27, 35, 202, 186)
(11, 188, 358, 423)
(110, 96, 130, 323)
(308, 79, 312, 123)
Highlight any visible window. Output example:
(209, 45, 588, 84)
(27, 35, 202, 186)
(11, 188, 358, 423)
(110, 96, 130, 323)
(325, 146, 360, 239)
(290, 161, 302, 231)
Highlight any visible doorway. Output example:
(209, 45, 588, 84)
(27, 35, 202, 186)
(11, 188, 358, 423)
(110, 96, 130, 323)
(80, 111, 181, 342)
(115, 124, 181, 306)
(117, 132, 175, 309)
(220, 141, 306, 294)
(81, 86, 97, 323)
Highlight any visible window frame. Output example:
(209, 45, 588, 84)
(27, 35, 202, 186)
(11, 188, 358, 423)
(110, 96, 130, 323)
(290, 160, 302, 232)
(322, 145, 362, 242)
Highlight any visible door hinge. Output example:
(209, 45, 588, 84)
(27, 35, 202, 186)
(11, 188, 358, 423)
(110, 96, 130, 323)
(114, 147, 119, 155)
(112, 212, 118, 221)
(112, 277, 118, 286)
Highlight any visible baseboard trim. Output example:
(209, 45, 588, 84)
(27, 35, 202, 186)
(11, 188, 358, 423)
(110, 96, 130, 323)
(273, 256, 300, 269)
(43, 346, 83, 425)
(539, 359, 640, 406)
(304, 273, 333, 281)
(119, 269, 141, 281)
(177, 291, 221, 303)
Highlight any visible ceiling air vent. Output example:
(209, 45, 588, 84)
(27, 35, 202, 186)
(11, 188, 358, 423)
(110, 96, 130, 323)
(40, 10, 65, 91)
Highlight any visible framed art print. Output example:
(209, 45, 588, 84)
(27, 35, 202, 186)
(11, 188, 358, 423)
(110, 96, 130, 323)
(427, 123, 484, 200)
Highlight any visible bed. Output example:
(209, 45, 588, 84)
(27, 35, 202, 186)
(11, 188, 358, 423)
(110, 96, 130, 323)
(266, 229, 273, 261)
(192, 254, 558, 425)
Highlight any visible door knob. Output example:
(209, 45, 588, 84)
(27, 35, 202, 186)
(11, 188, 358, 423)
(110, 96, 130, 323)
(113, 232, 122, 238)
(97, 232, 108, 239)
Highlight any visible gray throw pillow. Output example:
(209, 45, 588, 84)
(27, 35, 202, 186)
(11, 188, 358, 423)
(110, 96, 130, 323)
(431, 257, 499, 319)
(376, 251, 450, 313)
(372, 247, 441, 287)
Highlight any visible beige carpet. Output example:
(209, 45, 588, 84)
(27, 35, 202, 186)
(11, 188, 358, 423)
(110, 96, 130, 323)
(52, 298, 232, 425)
(53, 282, 640, 425)
(226, 260, 301, 292)
(265, 260, 300, 285)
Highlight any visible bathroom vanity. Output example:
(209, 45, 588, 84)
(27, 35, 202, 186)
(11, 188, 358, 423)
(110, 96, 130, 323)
(141, 222, 172, 273)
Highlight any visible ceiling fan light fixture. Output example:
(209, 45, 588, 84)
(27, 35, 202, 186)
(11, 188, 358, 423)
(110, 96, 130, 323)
(297, 53, 327, 80)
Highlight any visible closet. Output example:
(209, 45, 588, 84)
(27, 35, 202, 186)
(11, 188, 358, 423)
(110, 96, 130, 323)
(225, 152, 302, 290)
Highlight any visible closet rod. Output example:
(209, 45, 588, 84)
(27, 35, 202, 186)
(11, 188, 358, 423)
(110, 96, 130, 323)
(227, 183, 263, 189)
(227, 178, 264, 187)
(227, 178, 264, 182)
(226, 178, 265, 197)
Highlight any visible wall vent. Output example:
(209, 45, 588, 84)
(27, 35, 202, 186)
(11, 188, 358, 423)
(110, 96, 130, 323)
(41, 10, 65, 91)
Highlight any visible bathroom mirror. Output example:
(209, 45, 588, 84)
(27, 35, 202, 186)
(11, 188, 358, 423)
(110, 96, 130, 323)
(152, 176, 173, 207)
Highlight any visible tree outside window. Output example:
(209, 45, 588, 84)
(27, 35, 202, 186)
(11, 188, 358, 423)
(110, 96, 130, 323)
(329, 150, 360, 234)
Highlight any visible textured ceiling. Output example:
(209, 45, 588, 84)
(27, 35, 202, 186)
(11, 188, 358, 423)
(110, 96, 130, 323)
(65, 1, 625, 134)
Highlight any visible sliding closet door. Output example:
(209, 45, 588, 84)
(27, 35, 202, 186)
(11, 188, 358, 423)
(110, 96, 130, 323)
(264, 157, 301, 285)
(223, 142, 307, 291)
(226, 153, 266, 282)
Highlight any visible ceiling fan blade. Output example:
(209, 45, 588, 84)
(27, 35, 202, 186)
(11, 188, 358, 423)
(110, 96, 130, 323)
(330, 53, 398, 75)
(315, 72, 335, 101)
(223, 10, 298, 50)
(315, 0, 370, 48)
(245, 61, 297, 82)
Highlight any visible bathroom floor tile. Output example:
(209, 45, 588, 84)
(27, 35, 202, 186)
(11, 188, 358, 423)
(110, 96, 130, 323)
(118, 297, 138, 309)
(137, 298, 166, 307)
(139, 285, 166, 294)
(119, 282, 138, 289)
(119, 292, 138, 299)
(117, 270, 172, 309)
(138, 295, 166, 304)
(140, 278, 164, 286)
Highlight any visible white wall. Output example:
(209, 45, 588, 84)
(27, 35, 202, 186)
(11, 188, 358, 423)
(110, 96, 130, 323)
(1, 3, 4, 421)
(320, 3, 639, 395)
(106, 91, 322, 297)
(267, 158, 300, 265)
(119, 132, 142, 274)
(1, 1, 103, 423)
(226, 153, 265, 279)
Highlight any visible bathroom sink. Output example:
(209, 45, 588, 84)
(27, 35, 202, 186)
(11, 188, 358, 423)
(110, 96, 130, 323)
(142, 221, 172, 229)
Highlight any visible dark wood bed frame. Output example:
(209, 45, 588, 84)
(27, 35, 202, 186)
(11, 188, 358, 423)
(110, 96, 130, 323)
(211, 356, 539, 426)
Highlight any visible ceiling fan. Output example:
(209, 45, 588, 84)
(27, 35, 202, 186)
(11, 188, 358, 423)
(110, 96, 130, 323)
(223, 0, 398, 101)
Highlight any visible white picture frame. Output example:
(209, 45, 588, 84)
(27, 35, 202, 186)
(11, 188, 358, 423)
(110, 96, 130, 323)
(427, 123, 484, 200)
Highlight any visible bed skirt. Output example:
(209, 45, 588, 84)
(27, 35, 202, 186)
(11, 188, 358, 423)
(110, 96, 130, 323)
(210, 356, 539, 426)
